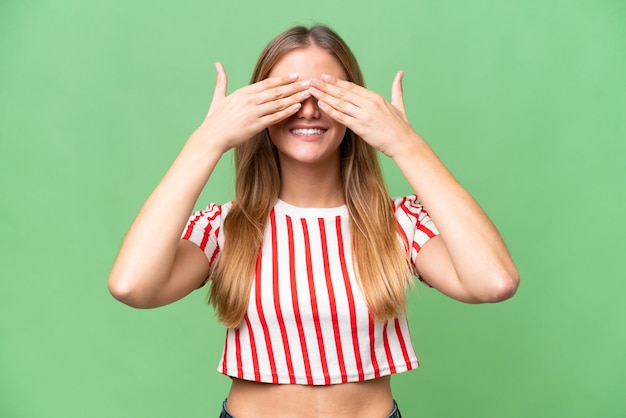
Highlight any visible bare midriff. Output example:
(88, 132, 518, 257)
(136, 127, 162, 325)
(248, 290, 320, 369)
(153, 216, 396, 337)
(225, 376, 394, 418)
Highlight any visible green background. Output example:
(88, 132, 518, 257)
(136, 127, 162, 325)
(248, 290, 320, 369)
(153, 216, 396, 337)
(1, 0, 625, 417)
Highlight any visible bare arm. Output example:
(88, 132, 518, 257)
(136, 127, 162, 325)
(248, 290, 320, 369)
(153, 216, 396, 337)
(392, 134, 519, 303)
(107, 137, 220, 308)
(309, 72, 519, 302)
(108, 64, 311, 308)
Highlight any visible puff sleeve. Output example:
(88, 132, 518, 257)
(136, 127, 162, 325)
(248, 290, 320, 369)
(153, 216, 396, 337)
(181, 202, 233, 270)
(392, 195, 439, 284)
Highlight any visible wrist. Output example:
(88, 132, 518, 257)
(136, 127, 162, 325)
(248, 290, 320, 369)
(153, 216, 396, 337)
(388, 130, 430, 162)
(186, 126, 231, 159)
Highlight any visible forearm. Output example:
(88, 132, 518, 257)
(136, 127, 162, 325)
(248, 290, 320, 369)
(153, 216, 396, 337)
(304, 71, 519, 300)
(392, 132, 519, 300)
(108, 132, 223, 305)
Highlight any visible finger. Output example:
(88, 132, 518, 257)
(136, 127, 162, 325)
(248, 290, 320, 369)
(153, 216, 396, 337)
(310, 75, 366, 118)
(391, 71, 408, 121)
(207, 62, 228, 118)
(310, 85, 360, 118)
(391, 71, 405, 110)
(317, 99, 358, 129)
(317, 100, 363, 135)
(258, 102, 302, 126)
(256, 78, 311, 105)
(311, 75, 366, 103)
(247, 73, 300, 94)
(212, 62, 228, 101)
(319, 74, 362, 92)
(256, 88, 310, 118)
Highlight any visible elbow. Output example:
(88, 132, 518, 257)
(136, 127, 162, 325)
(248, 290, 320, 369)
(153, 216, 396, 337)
(482, 267, 520, 303)
(108, 273, 154, 309)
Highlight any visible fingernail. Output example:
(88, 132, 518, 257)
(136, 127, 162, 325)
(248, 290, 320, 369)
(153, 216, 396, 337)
(300, 89, 311, 98)
(310, 78, 320, 86)
(301, 80, 310, 88)
(289, 73, 299, 80)
(321, 74, 331, 82)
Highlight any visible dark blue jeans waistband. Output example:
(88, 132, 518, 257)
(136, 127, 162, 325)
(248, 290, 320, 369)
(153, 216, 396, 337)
(219, 399, 402, 418)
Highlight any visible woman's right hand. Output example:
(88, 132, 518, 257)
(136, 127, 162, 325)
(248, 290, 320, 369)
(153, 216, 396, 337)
(108, 63, 311, 308)
(192, 62, 311, 152)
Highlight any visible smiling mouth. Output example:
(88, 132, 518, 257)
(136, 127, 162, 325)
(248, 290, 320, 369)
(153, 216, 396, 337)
(290, 128, 327, 136)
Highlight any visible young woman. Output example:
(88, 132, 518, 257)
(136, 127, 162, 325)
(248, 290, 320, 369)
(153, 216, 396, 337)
(109, 25, 519, 418)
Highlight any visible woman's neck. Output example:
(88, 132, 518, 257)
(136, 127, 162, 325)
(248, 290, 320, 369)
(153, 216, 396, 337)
(278, 161, 344, 208)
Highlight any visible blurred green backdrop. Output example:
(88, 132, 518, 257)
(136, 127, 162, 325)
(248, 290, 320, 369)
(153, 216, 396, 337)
(1, 0, 625, 417)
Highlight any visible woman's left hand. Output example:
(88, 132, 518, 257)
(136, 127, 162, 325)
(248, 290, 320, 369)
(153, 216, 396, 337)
(309, 71, 415, 157)
(311, 72, 520, 304)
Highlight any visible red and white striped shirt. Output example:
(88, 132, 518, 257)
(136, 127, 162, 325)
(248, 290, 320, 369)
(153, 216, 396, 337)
(182, 195, 438, 385)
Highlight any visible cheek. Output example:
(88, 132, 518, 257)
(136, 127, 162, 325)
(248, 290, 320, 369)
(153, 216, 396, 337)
(335, 125, 348, 140)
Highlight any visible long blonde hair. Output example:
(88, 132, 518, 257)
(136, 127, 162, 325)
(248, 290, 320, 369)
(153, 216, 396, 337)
(209, 25, 411, 328)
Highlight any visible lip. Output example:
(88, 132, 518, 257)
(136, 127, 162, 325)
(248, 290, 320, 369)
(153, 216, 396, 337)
(288, 124, 329, 140)
(288, 123, 329, 131)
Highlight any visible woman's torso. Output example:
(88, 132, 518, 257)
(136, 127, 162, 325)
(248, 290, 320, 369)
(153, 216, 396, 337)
(186, 199, 434, 385)
(225, 376, 394, 418)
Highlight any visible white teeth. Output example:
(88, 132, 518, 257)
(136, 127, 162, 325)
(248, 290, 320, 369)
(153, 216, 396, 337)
(290, 128, 326, 136)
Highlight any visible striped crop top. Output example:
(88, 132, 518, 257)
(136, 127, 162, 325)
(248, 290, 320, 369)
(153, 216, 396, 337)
(182, 195, 439, 385)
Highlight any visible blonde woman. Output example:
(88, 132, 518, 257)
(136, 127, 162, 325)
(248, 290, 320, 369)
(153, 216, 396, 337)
(109, 25, 519, 418)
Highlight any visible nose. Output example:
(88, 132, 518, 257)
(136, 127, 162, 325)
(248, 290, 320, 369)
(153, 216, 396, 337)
(296, 96, 320, 119)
